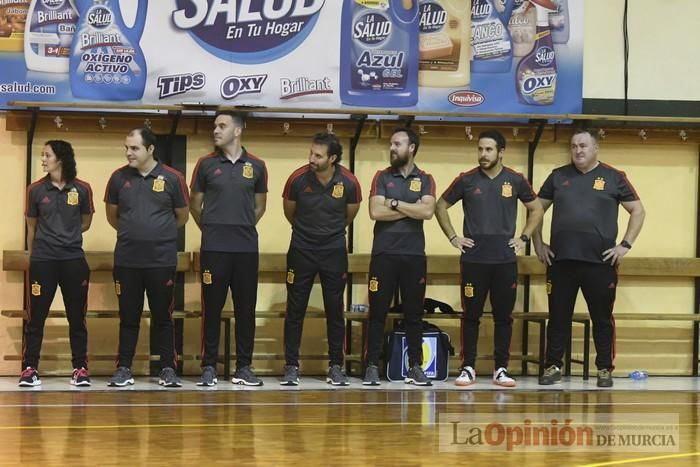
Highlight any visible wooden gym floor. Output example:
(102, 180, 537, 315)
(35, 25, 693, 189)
(0, 376, 698, 466)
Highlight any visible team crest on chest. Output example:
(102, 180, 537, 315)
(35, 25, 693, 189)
(31, 282, 41, 296)
(332, 183, 344, 199)
(593, 177, 606, 191)
(409, 178, 422, 192)
(501, 182, 513, 198)
(114, 281, 121, 296)
(286, 270, 295, 284)
(369, 277, 379, 292)
(152, 175, 165, 193)
(242, 162, 254, 179)
(67, 190, 79, 206)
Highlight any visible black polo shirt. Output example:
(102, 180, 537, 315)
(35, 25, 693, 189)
(282, 164, 362, 250)
(104, 163, 189, 268)
(190, 149, 268, 253)
(442, 166, 536, 264)
(370, 165, 436, 256)
(26, 177, 94, 261)
(538, 162, 640, 264)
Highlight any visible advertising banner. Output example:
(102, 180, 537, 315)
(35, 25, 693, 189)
(0, 0, 584, 114)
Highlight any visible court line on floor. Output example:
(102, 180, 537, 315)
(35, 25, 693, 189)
(579, 452, 700, 466)
(1, 422, 699, 431)
(0, 400, 698, 408)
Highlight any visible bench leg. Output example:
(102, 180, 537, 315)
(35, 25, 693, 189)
(583, 320, 590, 380)
(345, 318, 353, 376)
(522, 320, 529, 376)
(565, 331, 572, 377)
(174, 318, 184, 376)
(223, 318, 231, 380)
(538, 320, 545, 378)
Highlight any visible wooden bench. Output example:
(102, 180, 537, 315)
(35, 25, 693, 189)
(4, 250, 700, 378)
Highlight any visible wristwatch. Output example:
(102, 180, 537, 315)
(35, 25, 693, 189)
(620, 240, 632, 249)
(390, 199, 399, 210)
(520, 234, 530, 243)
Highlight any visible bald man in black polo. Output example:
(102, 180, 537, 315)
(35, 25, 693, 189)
(105, 127, 190, 388)
(534, 129, 645, 388)
(280, 132, 362, 386)
(363, 127, 436, 387)
(191, 111, 268, 387)
(436, 130, 543, 388)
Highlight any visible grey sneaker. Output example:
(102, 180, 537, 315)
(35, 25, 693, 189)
(539, 365, 562, 385)
(158, 367, 182, 388)
(326, 364, 349, 386)
(280, 365, 300, 386)
(597, 368, 613, 388)
(108, 366, 134, 387)
(232, 366, 263, 386)
(197, 365, 217, 387)
(405, 365, 432, 386)
(362, 364, 380, 386)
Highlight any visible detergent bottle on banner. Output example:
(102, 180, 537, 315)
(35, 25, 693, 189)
(418, 0, 470, 88)
(508, 0, 536, 58)
(0, 1, 29, 53)
(470, 0, 514, 73)
(69, 0, 147, 100)
(340, 0, 419, 107)
(515, 0, 557, 105)
(24, 0, 78, 72)
(548, 0, 569, 44)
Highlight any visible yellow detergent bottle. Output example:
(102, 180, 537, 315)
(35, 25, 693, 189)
(418, 0, 471, 87)
(0, 1, 29, 52)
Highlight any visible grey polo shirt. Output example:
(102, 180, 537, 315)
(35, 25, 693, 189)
(282, 164, 362, 250)
(105, 163, 189, 268)
(26, 176, 94, 261)
(370, 165, 436, 256)
(442, 166, 536, 263)
(190, 149, 268, 253)
(538, 162, 640, 264)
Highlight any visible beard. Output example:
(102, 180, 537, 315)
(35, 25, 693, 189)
(390, 151, 409, 169)
(479, 158, 498, 170)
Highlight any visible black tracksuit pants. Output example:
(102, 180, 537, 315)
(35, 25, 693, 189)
(284, 247, 347, 367)
(24, 258, 90, 370)
(365, 254, 426, 368)
(545, 260, 618, 370)
(200, 251, 258, 369)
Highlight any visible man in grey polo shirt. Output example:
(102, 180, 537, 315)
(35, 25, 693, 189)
(534, 129, 645, 388)
(191, 111, 268, 387)
(363, 127, 437, 386)
(105, 127, 190, 388)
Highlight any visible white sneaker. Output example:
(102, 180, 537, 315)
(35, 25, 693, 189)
(455, 366, 476, 387)
(493, 367, 516, 387)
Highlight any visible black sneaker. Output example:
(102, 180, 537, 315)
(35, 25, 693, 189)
(362, 364, 380, 386)
(405, 365, 432, 386)
(197, 365, 217, 387)
(108, 366, 134, 387)
(232, 366, 263, 386)
(539, 365, 562, 385)
(18, 367, 41, 387)
(326, 364, 349, 386)
(597, 368, 614, 388)
(280, 365, 299, 386)
(158, 367, 182, 388)
(71, 367, 91, 387)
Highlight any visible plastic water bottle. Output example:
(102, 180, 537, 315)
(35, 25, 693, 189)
(628, 370, 648, 380)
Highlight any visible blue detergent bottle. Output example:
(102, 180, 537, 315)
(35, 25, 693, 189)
(340, 0, 419, 108)
(515, 0, 557, 105)
(69, 0, 148, 101)
(471, 0, 515, 73)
